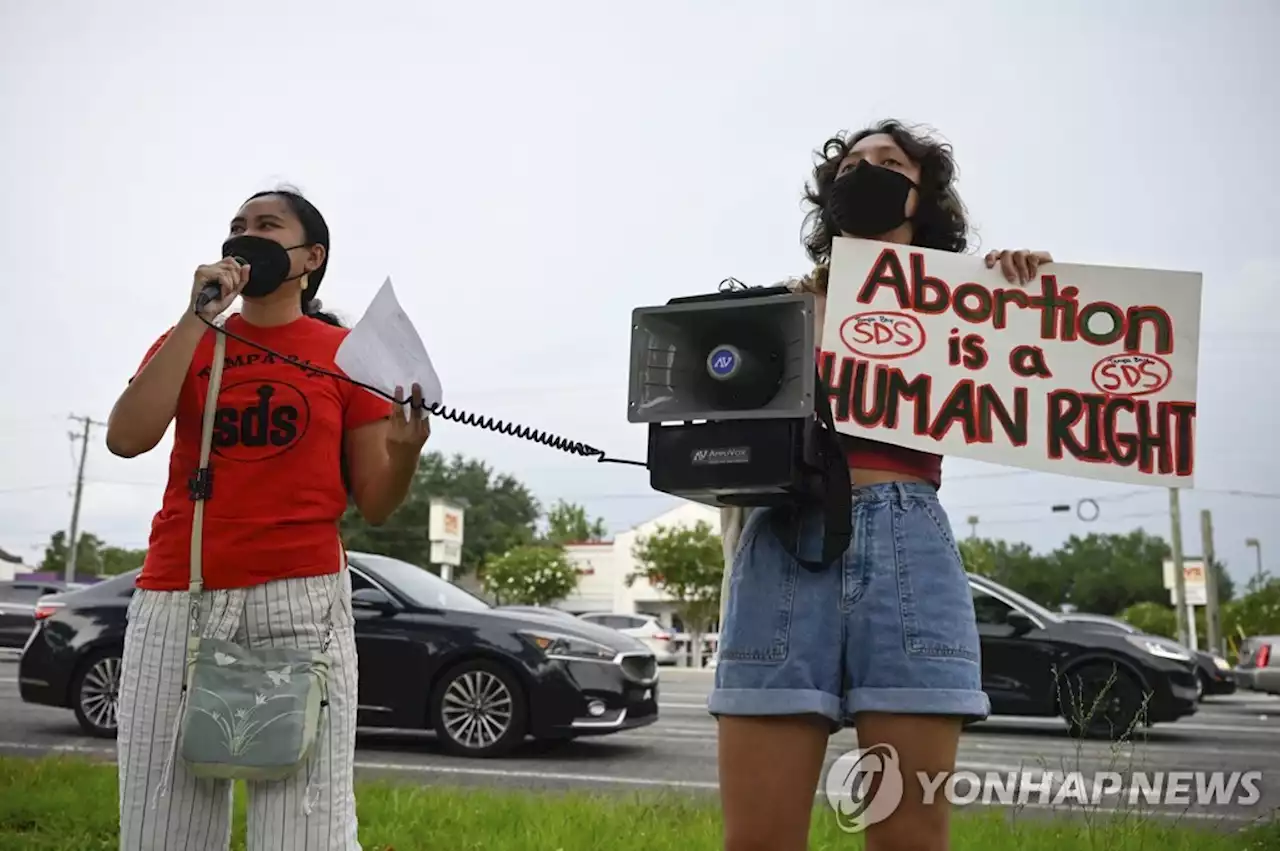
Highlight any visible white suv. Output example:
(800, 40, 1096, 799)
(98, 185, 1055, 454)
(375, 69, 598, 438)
(578, 613, 677, 665)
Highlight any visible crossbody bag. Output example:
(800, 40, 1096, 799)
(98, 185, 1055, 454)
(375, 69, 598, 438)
(172, 326, 341, 782)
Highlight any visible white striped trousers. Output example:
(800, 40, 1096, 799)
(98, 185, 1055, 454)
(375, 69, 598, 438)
(116, 571, 361, 851)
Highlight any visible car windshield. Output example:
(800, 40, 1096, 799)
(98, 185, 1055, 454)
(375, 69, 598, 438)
(352, 553, 491, 613)
(974, 577, 1064, 623)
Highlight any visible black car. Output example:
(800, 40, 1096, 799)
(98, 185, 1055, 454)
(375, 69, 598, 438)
(968, 574, 1199, 739)
(1059, 612, 1236, 700)
(18, 551, 660, 757)
(0, 580, 75, 650)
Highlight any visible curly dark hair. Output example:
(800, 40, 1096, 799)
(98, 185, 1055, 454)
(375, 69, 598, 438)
(801, 119, 970, 267)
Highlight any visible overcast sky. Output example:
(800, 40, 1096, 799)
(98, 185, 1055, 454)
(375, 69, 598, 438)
(1, 1, 1276, 591)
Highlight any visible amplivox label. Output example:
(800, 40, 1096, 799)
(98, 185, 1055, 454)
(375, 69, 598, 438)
(691, 447, 751, 465)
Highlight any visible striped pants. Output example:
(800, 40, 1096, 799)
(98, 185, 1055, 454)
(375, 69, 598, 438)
(116, 571, 361, 851)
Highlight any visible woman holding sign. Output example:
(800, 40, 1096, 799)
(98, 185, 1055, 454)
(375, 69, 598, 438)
(105, 187, 430, 851)
(710, 121, 1052, 851)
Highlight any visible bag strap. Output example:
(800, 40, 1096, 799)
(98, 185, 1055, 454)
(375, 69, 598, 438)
(187, 327, 227, 632)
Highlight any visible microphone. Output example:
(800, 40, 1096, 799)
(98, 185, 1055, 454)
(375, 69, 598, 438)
(193, 257, 247, 313)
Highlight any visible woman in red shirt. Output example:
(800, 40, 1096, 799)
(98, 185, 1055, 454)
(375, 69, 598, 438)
(106, 187, 429, 851)
(710, 122, 1052, 851)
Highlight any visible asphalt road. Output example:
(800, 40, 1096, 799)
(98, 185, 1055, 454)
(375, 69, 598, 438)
(2, 658, 1278, 832)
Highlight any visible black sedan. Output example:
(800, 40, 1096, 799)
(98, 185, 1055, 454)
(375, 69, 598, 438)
(1058, 612, 1236, 700)
(968, 574, 1200, 739)
(18, 551, 660, 757)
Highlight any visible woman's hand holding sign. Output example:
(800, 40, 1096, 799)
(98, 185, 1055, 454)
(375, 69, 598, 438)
(984, 249, 1054, 286)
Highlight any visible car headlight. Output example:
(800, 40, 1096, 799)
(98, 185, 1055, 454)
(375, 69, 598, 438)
(520, 630, 617, 662)
(1213, 656, 1230, 671)
(1125, 635, 1192, 662)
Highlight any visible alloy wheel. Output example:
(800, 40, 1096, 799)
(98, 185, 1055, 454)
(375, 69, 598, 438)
(79, 656, 122, 733)
(440, 669, 514, 750)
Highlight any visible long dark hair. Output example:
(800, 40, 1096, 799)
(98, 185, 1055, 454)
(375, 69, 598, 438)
(244, 186, 344, 327)
(801, 119, 971, 268)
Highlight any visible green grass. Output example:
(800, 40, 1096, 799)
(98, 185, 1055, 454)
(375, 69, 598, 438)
(0, 755, 1276, 851)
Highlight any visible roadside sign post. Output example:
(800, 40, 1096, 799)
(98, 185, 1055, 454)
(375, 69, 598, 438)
(428, 498, 466, 582)
(1163, 557, 1205, 651)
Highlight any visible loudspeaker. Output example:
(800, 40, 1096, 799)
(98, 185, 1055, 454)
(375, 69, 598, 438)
(626, 289, 818, 424)
(626, 283, 852, 570)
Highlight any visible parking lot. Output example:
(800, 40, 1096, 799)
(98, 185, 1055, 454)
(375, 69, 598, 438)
(2, 659, 1278, 829)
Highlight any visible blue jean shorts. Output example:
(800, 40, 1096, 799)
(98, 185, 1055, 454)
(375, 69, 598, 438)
(709, 481, 990, 728)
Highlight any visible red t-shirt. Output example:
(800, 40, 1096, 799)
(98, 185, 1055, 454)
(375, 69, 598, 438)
(133, 314, 393, 592)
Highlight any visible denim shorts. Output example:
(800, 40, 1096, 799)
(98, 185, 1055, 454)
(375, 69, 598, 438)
(708, 481, 990, 728)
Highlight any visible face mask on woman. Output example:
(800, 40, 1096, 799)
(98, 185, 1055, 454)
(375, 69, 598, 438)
(826, 160, 918, 238)
(220, 234, 311, 298)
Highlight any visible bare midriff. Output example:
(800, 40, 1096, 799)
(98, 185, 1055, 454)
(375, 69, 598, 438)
(839, 434, 942, 490)
(848, 466, 933, 487)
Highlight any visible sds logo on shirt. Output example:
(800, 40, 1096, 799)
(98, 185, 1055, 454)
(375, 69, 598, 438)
(212, 380, 311, 461)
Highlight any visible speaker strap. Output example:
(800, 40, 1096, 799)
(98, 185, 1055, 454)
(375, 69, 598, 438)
(773, 366, 853, 572)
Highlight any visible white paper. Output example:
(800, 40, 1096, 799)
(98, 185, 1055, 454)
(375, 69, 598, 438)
(335, 277, 442, 420)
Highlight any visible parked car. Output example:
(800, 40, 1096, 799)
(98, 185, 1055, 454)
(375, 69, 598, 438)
(495, 605, 582, 621)
(1234, 635, 1280, 695)
(577, 612, 678, 665)
(0, 580, 72, 651)
(19, 552, 660, 756)
(968, 574, 1199, 739)
(1058, 612, 1235, 700)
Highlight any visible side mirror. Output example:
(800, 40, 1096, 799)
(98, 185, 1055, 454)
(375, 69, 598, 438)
(1005, 610, 1036, 635)
(351, 587, 395, 614)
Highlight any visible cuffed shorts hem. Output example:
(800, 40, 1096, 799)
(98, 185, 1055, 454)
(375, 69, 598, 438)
(707, 687, 843, 725)
(846, 686, 991, 722)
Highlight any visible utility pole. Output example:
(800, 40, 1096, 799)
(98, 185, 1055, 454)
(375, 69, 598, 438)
(1169, 488, 1190, 648)
(1201, 510, 1222, 655)
(65, 414, 105, 583)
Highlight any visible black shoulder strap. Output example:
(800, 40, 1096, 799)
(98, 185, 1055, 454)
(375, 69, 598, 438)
(772, 366, 853, 572)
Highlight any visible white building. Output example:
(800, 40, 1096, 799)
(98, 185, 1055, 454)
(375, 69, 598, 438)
(0, 549, 33, 582)
(558, 501, 721, 627)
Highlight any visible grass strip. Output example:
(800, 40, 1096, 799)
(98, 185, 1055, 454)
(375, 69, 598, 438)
(0, 755, 1275, 850)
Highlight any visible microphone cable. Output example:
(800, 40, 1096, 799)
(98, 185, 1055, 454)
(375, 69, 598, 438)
(191, 307, 648, 469)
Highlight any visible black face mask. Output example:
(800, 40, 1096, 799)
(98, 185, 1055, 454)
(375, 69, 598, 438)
(826, 161, 918, 238)
(220, 234, 310, 298)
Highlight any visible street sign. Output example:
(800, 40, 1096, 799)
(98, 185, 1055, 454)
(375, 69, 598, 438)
(1163, 559, 1206, 606)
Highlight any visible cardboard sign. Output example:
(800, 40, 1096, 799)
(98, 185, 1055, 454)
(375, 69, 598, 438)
(820, 238, 1202, 486)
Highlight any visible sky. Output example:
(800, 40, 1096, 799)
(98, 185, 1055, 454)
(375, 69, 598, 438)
(1, 1, 1276, 591)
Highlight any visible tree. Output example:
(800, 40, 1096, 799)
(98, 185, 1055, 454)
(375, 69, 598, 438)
(1041, 530, 1169, 614)
(958, 537, 1047, 585)
(100, 546, 147, 576)
(1118, 601, 1177, 639)
(628, 520, 723, 665)
(39, 531, 105, 577)
(340, 451, 541, 576)
(543, 500, 608, 546)
(480, 544, 579, 606)
(1223, 578, 1280, 647)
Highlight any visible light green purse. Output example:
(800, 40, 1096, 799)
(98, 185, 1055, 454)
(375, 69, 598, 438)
(168, 327, 341, 787)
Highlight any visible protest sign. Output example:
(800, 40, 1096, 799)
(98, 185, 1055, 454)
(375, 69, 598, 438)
(819, 237, 1202, 487)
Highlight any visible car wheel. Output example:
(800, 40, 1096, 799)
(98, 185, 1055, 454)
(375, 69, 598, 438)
(71, 647, 123, 738)
(1195, 671, 1208, 702)
(429, 658, 528, 758)
(1060, 662, 1145, 741)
